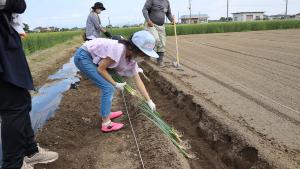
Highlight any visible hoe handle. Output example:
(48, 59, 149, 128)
(174, 19, 180, 65)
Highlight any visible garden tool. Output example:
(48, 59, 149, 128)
(172, 19, 181, 69)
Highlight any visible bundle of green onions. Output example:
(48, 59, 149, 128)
(111, 71, 192, 158)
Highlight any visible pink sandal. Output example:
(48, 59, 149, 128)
(109, 111, 123, 120)
(101, 122, 124, 133)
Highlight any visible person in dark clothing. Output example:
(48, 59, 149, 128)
(0, 0, 58, 168)
(142, 0, 175, 67)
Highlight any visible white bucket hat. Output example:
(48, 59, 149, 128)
(131, 30, 159, 59)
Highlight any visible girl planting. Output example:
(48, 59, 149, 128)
(73, 30, 158, 132)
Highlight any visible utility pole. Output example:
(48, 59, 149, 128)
(178, 11, 180, 24)
(108, 17, 112, 32)
(227, 0, 229, 21)
(188, 0, 192, 24)
(285, 0, 288, 19)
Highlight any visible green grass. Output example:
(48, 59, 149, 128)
(111, 27, 143, 38)
(111, 20, 300, 38)
(22, 20, 300, 55)
(23, 31, 82, 55)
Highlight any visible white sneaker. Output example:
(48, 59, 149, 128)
(24, 146, 59, 165)
(21, 161, 34, 169)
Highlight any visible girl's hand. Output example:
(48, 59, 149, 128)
(115, 82, 127, 91)
(147, 100, 156, 112)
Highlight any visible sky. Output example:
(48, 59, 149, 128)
(22, 0, 300, 29)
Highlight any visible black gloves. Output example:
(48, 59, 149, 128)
(104, 31, 112, 38)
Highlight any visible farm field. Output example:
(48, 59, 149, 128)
(30, 29, 300, 169)
(1, 1, 300, 169)
(23, 31, 82, 55)
(160, 29, 300, 169)
(111, 20, 300, 38)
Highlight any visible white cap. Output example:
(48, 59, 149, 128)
(132, 30, 159, 59)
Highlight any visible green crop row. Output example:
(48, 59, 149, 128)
(111, 20, 300, 38)
(22, 20, 300, 55)
(22, 31, 82, 55)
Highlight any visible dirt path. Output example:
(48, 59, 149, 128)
(154, 29, 300, 169)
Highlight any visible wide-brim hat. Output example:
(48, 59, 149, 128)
(92, 2, 106, 10)
(132, 31, 159, 59)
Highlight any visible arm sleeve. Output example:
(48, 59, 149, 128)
(90, 13, 104, 31)
(142, 0, 152, 21)
(4, 0, 26, 13)
(0, 0, 6, 10)
(166, 2, 173, 22)
(11, 14, 25, 34)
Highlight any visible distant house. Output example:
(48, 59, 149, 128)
(269, 14, 287, 20)
(33, 27, 45, 33)
(269, 13, 300, 20)
(180, 14, 209, 24)
(232, 12, 265, 22)
(49, 26, 60, 32)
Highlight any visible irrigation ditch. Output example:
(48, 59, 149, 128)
(135, 61, 271, 169)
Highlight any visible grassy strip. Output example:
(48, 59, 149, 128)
(111, 20, 300, 37)
(22, 31, 82, 55)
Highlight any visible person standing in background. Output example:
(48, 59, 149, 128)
(0, 0, 58, 168)
(143, 0, 175, 67)
(85, 2, 112, 40)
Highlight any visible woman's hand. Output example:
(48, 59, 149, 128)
(115, 82, 127, 91)
(133, 74, 156, 111)
(147, 20, 154, 27)
(104, 31, 112, 38)
(147, 100, 156, 112)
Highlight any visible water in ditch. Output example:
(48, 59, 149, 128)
(0, 58, 80, 167)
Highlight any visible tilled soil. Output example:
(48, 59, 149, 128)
(156, 29, 300, 169)
(35, 79, 140, 169)
(32, 29, 300, 169)
(35, 78, 190, 169)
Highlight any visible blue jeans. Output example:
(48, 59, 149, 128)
(74, 48, 115, 118)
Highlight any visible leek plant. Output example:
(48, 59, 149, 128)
(111, 71, 193, 158)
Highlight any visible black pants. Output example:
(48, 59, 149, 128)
(0, 81, 38, 169)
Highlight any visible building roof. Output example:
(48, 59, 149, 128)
(181, 14, 209, 19)
(269, 14, 287, 17)
(232, 12, 265, 14)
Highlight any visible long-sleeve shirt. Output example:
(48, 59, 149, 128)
(11, 13, 25, 35)
(0, 0, 34, 90)
(142, 0, 173, 26)
(86, 12, 104, 39)
(0, 0, 6, 9)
